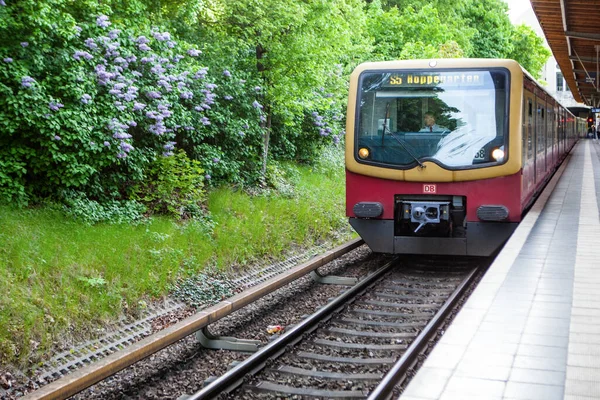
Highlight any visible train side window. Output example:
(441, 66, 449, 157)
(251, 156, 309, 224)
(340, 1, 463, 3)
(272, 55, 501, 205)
(527, 99, 533, 159)
(537, 105, 545, 154)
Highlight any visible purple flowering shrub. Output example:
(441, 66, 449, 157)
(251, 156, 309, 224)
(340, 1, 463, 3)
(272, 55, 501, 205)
(0, 2, 346, 212)
(0, 6, 264, 213)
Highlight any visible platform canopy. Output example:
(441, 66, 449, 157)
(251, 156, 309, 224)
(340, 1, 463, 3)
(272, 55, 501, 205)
(531, 0, 600, 106)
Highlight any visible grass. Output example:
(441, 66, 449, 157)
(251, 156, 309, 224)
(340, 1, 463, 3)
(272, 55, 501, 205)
(0, 147, 355, 369)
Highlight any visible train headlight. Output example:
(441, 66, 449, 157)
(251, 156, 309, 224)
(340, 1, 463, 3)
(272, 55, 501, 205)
(491, 147, 505, 162)
(358, 147, 370, 159)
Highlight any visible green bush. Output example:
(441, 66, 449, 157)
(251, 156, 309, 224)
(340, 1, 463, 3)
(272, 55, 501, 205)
(62, 191, 147, 224)
(134, 150, 206, 219)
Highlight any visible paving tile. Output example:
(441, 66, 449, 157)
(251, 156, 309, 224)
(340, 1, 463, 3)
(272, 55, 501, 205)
(466, 336, 519, 356)
(483, 313, 528, 326)
(508, 368, 565, 385)
(520, 333, 569, 348)
(572, 299, 600, 309)
(450, 308, 486, 326)
(517, 343, 568, 359)
(454, 362, 511, 381)
(503, 381, 564, 400)
(570, 315, 600, 326)
(439, 393, 502, 400)
(402, 367, 453, 399)
(569, 332, 600, 345)
(569, 343, 600, 356)
(421, 343, 466, 370)
(568, 354, 600, 369)
(494, 290, 535, 302)
(486, 305, 530, 318)
(571, 307, 600, 318)
(523, 322, 570, 337)
(438, 323, 477, 346)
(574, 293, 600, 302)
(534, 287, 573, 297)
(469, 330, 522, 344)
(570, 323, 600, 335)
(567, 366, 600, 382)
(442, 376, 505, 398)
(565, 379, 600, 397)
(533, 294, 573, 303)
(461, 350, 514, 368)
(513, 355, 567, 372)
(478, 321, 524, 334)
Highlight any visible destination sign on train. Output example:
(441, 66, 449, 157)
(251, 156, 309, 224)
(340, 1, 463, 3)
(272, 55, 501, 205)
(385, 72, 486, 87)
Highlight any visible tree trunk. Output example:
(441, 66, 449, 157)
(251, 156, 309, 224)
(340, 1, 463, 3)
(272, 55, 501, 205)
(256, 42, 270, 186)
(260, 107, 271, 186)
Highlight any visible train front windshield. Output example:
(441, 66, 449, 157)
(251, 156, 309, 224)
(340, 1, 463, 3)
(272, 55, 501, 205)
(355, 69, 509, 168)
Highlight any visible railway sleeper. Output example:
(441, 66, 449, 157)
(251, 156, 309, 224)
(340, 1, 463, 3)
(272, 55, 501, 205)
(268, 365, 383, 381)
(325, 327, 416, 339)
(243, 380, 368, 399)
(296, 351, 396, 365)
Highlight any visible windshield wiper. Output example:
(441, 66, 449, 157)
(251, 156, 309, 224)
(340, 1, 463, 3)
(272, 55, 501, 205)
(388, 131, 425, 168)
(380, 103, 425, 168)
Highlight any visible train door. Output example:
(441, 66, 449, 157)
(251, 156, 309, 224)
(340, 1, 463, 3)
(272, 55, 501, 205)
(523, 91, 535, 198)
(549, 102, 555, 169)
(535, 95, 547, 186)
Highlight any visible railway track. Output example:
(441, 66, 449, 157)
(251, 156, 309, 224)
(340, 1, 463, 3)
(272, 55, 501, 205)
(182, 256, 485, 399)
(22, 239, 365, 400)
(21, 240, 488, 400)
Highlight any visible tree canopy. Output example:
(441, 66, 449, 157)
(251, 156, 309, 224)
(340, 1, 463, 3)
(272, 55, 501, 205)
(0, 0, 553, 216)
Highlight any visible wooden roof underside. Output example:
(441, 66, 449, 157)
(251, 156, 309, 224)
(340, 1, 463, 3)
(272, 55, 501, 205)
(531, 0, 600, 105)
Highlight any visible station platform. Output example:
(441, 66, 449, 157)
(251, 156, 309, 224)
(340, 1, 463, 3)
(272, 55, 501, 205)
(399, 139, 600, 400)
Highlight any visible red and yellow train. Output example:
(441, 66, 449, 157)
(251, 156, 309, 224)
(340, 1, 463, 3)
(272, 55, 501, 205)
(345, 59, 584, 256)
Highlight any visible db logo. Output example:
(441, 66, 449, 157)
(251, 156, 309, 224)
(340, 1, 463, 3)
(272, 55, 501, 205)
(423, 184, 436, 193)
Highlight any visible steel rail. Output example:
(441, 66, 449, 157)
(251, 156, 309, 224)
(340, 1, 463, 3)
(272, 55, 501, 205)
(183, 257, 399, 400)
(367, 266, 479, 400)
(23, 238, 364, 400)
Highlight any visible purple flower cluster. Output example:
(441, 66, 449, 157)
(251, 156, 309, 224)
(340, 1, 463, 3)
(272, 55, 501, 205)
(56, 17, 268, 163)
(146, 90, 161, 99)
(96, 15, 111, 28)
(81, 94, 92, 104)
(3, 57, 13, 63)
(21, 76, 35, 88)
(152, 31, 171, 41)
(20, 42, 28, 48)
(193, 67, 208, 79)
(311, 111, 339, 138)
(84, 38, 98, 50)
(73, 50, 93, 61)
(48, 101, 64, 111)
(162, 141, 176, 156)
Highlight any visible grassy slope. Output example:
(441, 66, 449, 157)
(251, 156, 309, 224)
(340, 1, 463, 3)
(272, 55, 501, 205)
(0, 154, 353, 368)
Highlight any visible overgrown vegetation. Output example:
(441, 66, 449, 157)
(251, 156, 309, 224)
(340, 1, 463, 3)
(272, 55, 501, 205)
(0, 149, 351, 366)
(1, 0, 550, 215)
(0, 0, 552, 370)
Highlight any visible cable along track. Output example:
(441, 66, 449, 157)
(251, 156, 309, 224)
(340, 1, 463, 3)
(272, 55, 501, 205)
(183, 256, 483, 400)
